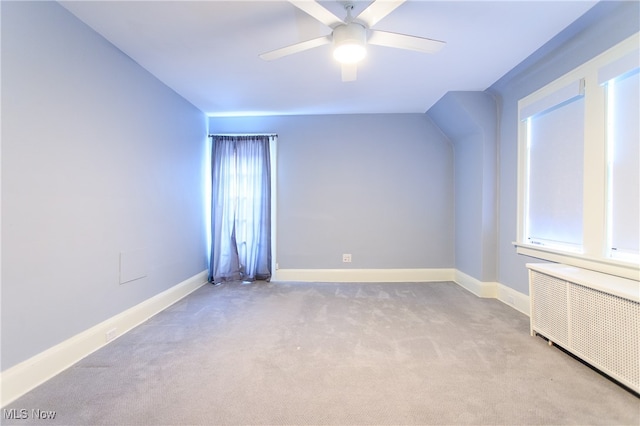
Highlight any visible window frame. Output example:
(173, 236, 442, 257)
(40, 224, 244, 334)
(604, 69, 640, 263)
(515, 33, 639, 281)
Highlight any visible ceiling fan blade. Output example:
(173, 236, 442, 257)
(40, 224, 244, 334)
(368, 30, 446, 54)
(259, 35, 331, 61)
(355, 0, 406, 28)
(341, 63, 357, 82)
(288, 1, 344, 28)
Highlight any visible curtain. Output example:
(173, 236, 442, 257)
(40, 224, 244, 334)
(209, 135, 272, 284)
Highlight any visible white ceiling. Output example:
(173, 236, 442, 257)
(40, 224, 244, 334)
(59, 0, 598, 116)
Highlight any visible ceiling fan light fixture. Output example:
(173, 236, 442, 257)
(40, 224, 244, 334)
(332, 23, 367, 64)
(334, 43, 366, 64)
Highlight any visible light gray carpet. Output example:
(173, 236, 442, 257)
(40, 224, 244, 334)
(3, 281, 639, 425)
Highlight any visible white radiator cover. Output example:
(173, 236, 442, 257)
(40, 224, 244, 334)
(528, 263, 639, 393)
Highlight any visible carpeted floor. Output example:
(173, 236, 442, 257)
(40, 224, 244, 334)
(3, 281, 639, 425)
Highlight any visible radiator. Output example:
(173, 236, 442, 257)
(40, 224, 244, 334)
(528, 263, 640, 393)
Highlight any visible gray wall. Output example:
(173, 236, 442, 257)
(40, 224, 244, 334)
(1, 2, 208, 370)
(489, 1, 640, 294)
(427, 92, 497, 282)
(209, 114, 454, 269)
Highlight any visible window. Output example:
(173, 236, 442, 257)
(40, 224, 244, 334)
(516, 34, 639, 280)
(523, 80, 585, 252)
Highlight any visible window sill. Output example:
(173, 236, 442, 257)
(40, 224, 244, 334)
(513, 242, 639, 281)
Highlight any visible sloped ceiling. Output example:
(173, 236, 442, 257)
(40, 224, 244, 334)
(59, 1, 598, 116)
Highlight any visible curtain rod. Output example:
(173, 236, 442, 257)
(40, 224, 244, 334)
(208, 133, 277, 137)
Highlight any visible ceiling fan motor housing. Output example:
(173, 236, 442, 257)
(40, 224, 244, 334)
(332, 23, 367, 63)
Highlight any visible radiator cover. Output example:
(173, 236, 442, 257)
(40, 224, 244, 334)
(528, 263, 639, 393)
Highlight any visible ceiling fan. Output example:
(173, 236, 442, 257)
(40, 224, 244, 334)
(259, 0, 446, 82)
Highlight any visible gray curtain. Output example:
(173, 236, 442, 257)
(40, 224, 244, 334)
(209, 135, 272, 283)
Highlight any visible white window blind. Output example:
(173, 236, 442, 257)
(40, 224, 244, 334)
(604, 67, 639, 260)
(525, 81, 585, 250)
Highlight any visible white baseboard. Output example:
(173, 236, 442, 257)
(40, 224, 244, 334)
(0, 270, 207, 408)
(496, 282, 531, 316)
(453, 270, 530, 315)
(453, 270, 498, 298)
(273, 268, 455, 283)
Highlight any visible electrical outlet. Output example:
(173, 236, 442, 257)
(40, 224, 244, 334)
(342, 253, 352, 263)
(105, 328, 118, 343)
(507, 295, 515, 305)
